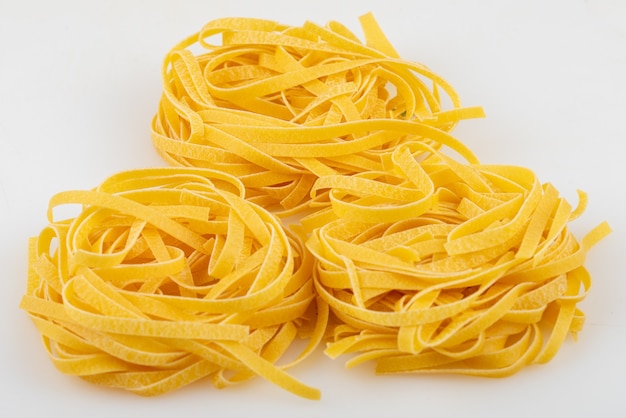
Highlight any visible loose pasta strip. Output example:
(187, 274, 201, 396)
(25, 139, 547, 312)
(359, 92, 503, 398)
(306, 145, 610, 376)
(20, 167, 326, 399)
(152, 12, 484, 214)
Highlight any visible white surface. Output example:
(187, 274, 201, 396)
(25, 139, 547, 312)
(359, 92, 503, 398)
(1, 0, 625, 416)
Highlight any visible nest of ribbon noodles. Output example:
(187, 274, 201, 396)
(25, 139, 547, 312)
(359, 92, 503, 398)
(19, 167, 327, 399)
(305, 142, 610, 375)
(151, 13, 484, 215)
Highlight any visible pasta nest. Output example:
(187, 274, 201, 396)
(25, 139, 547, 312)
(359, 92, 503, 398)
(305, 143, 610, 375)
(151, 14, 485, 214)
(20, 167, 325, 399)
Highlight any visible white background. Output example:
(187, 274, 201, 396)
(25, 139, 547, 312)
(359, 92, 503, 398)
(1, 0, 625, 416)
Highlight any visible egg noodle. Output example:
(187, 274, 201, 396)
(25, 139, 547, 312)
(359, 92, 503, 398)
(305, 143, 610, 374)
(152, 13, 484, 215)
(20, 168, 326, 399)
(21, 13, 609, 400)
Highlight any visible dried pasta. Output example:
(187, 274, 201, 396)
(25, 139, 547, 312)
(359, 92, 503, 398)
(306, 143, 611, 375)
(151, 13, 484, 214)
(20, 167, 327, 399)
(21, 11, 610, 400)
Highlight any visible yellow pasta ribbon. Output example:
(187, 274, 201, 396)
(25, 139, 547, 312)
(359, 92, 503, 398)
(152, 13, 484, 214)
(306, 144, 611, 376)
(20, 167, 326, 399)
